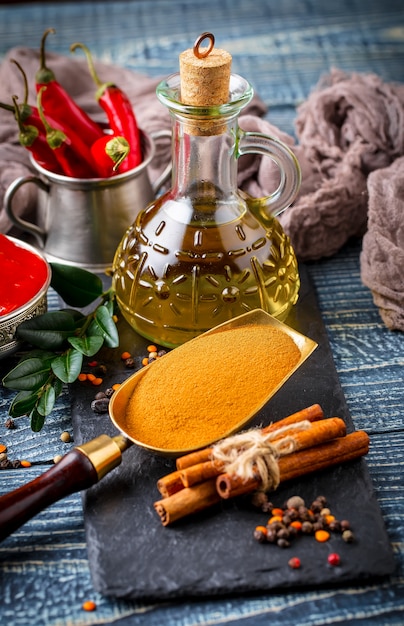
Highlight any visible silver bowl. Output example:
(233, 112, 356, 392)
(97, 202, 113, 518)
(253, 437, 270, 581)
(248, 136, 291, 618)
(0, 236, 51, 359)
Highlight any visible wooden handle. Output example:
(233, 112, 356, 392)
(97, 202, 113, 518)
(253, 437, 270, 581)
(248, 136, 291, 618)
(0, 448, 98, 542)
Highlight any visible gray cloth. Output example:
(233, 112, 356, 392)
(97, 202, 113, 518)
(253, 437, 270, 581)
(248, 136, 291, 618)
(0, 49, 403, 330)
(361, 157, 404, 331)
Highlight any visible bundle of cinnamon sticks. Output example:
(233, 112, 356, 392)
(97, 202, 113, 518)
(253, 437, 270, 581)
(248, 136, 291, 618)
(154, 404, 370, 526)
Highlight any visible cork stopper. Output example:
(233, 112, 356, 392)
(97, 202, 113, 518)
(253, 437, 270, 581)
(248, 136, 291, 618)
(179, 33, 232, 106)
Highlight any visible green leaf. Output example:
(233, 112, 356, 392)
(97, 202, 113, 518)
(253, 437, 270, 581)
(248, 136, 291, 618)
(93, 305, 119, 348)
(16, 311, 77, 350)
(50, 263, 104, 307)
(51, 349, 83, 383)
(9, 389, 40, 417)
(2, 357, 51, 391)
(67, 335, 104, 356)
(30, 407, 45, 432)
(18, 349, 56, 364)
(53, 377, 64, 399)
(37, 384, 56, 417)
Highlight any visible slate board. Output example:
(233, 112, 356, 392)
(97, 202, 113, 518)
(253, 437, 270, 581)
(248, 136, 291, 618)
(71, 265, 395, 601)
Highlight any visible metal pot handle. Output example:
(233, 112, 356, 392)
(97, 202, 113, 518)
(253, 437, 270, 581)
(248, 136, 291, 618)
(150, 129, 172, 194)
(4, 175, 49, 247)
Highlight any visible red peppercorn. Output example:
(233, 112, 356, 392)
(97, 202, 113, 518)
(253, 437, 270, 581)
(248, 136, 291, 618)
(288, 556, 301, 569)
(328, 552, 341, 567)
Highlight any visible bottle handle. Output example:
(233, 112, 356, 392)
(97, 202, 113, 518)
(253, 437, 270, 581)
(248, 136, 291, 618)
(4, 175, 49, 247)
(149, 129, 172, 194)
(238, 131, 301, 218)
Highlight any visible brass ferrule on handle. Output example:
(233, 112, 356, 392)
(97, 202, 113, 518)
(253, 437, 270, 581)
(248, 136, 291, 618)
(75, 434, 131, 481)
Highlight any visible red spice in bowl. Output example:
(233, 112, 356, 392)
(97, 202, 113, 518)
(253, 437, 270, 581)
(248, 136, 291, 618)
(0, 235, 51, 357)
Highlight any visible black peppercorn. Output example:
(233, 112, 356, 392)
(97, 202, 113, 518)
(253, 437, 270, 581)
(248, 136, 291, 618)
(91, 398, 110, 414)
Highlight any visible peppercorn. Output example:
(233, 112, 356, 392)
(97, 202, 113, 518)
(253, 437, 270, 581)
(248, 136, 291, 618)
(60, 431, 71, 443)
(288, 556, 301, 569)
(310, 499, 323, 513)
(82, 600, 97, 612)
(277, 538, 290, 548)
(286, 495, 305, 509)
(94, 391, 107, 400)
(124, 357, 135, 369)
(104, 387, 115, 397)
(340, 520, 351, 531)
(328, 520, 342, 533)
(266, 528, 277, 543)
(282, 513, 292, 525)
(277, 527, 290, 540)
(251, 492, 273, 512)
(301, 521, 313, 534)
(5, 418, 15, 429)
(91, 398, 110, 414)
(314, 529, 330, 543)
(342, 529, 355, 543)
(253, 526, 267, 543)
(327, 553, 341, 567)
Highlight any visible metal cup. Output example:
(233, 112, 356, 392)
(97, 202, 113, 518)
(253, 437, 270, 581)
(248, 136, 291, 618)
(4, 129, 170, 271)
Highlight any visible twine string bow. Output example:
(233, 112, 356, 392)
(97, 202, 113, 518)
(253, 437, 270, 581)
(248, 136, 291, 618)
(211, 420, 312, 491)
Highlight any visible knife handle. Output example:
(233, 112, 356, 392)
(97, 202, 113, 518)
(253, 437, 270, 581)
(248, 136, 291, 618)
(0, 448, 98, 543)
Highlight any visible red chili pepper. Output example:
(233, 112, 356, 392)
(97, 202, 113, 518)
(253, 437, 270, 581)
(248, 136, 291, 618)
(37, 86, 98, 178)
(35, 29, 104, 146)
(12, 94, 62, 172)
(71, 42, 142, 170)
(91, 134, 131, 178)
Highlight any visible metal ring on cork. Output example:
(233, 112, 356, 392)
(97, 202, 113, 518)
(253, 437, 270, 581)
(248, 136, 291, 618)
(193, 32, 215, 58)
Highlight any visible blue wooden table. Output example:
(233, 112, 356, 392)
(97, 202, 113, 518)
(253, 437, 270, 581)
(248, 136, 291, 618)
(0, 1, 403, 624)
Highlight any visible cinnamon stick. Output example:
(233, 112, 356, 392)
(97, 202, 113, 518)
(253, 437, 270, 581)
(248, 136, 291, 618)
(175, 404, 324, 471)
(179, 416, 345, 489)
(216, 430, 370, 499)
(154, 479, 221, 526)
(261, 403, 324, 435)
(156, 470, 185, 497)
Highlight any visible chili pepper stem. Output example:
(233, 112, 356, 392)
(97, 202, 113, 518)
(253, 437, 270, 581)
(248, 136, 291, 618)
(70, 42, 111, 96)
(36, 86, 66, 149)
(12, 95, 39, 148)
(36, 28, 56, 84)
(11, 59, 29, 107)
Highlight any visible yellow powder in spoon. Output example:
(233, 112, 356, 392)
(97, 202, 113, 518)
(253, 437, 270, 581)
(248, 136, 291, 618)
(124, 324, 301, 451)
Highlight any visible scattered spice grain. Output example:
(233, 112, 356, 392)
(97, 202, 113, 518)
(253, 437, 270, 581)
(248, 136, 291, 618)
(82, 600, 97, 612)
(328, 553, 341, 566)
(314, 529, 330, 543)
(125, 324, 301, 450)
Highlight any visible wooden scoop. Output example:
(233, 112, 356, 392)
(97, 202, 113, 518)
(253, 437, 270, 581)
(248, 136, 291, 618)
(0, 309, 317, 542)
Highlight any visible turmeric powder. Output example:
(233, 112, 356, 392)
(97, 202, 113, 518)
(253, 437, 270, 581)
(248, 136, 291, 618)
(124, 324, 301, 451)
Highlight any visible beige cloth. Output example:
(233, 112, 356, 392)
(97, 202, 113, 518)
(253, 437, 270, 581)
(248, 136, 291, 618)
(0, 49, 403, 330)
